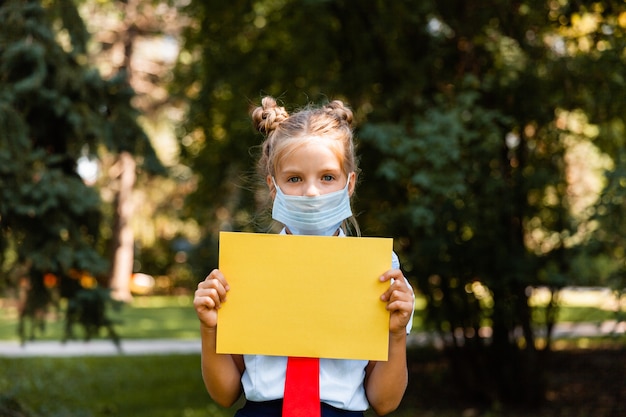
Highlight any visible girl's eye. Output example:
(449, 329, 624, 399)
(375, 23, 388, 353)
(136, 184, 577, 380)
(286, 177, 300, 183)
(322, 175, 335, 181)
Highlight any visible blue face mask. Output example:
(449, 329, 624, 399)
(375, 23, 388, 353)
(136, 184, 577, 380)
(271, 177, 353, 236)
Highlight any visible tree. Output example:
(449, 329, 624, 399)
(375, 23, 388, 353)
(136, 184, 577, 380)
(0, 0, 161, 340)
(174, 0, 626, 407)
(79, 0, 197, 296)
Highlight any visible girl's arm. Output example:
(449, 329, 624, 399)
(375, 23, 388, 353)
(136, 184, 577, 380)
(364, 269, 414, 416)
(194, 269, 244, 407)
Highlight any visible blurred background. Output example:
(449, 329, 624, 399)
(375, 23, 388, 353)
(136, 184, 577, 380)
(1, 0, 625, 416)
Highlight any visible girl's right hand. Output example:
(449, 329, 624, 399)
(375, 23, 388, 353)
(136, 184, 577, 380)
(193, 269, 230, 329)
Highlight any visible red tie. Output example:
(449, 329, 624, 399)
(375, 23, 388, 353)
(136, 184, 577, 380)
(283, 356, 321, 417)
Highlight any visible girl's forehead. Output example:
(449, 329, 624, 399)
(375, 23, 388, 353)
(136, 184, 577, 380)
(276, 138, 345, 172)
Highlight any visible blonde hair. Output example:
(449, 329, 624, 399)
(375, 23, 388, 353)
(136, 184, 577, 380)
(251, 96, 360, 235)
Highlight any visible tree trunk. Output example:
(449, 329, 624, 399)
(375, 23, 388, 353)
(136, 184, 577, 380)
(109, 151, 136, 302)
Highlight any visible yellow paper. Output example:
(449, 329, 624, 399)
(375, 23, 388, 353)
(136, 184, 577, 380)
(216, 232, 392, 360)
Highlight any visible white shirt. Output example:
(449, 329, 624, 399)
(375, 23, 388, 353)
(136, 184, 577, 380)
(240, 231, 414, 410)
(242, 355, 370, 409)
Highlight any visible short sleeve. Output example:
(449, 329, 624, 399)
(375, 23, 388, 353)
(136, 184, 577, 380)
(391, 251, 400, 270)
(391, 251, 414, 334)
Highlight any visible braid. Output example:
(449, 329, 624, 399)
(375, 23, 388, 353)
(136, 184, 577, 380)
(323, 100, 353, 127)
(251, 96, 289, 135)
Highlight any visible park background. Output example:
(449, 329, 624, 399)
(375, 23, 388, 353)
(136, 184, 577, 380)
(1, 0, 625, 416)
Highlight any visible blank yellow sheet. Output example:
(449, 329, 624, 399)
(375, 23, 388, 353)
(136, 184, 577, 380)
(216, 232, 393, 360)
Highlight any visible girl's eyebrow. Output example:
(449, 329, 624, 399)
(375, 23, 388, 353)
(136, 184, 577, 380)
(278, 168, 302, 176)
(317, 166, 343, 174)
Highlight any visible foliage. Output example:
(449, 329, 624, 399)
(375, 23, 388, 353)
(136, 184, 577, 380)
(62, 287, 122, 349)
(0, 0, 162, 340)
(0, 393, 33, 417)
(76, 0, 198, 293)
(174, 0, 626, 407)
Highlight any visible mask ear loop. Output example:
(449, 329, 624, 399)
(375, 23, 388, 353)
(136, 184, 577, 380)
(269, 176, 280, 195)
(346, 172, 356, 195)
(344, 171, 360, 236)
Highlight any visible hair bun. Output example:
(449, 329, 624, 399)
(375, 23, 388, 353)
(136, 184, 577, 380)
(324, 100, 353, 127)
(251, 96, 289, 135)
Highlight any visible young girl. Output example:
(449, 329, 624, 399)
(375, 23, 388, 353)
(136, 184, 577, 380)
(193, 97, 414, 417)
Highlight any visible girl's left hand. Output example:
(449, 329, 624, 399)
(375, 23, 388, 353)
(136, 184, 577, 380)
(379, 269, 414, 335)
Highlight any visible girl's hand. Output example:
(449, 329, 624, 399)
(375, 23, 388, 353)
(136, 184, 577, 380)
(379, 269, 414, 335)
(194, 269, 230, 329)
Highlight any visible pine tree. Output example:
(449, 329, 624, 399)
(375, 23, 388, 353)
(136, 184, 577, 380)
(0, 0, 162, 343)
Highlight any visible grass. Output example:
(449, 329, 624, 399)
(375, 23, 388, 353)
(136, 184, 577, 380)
(2, 348, 624, 417)
(0, 354, 240, 417)
(0, 352, 425, 417)
(1, 292, 623, 342)
(0, 295, 201, 342)
(1, 293, 624, 417)
(0, 353, 412, 417)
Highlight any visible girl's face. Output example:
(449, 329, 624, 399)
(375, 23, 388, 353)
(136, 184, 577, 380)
(268, 139, 356, 198)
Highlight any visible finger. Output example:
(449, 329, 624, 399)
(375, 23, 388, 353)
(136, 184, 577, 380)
(378, 268, 403, 302)
(380, 275, 411, 302)
(193, 292, 219, 311)
(210, 269, 230, 291)
(194, 281, 225, 306)
(196, 270, 230, 307)
(197, 287, 225, 307)
(199, 271, 229, 298)
(379, 268, 404, 284)
(386, 296, 414, 313)
(383, 289, 413, 308)
(198, 269, 230, 291)
(387, 297, 414, 325)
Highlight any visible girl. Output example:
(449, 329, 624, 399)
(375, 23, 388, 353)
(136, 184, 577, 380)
(193, 97, 414, 417)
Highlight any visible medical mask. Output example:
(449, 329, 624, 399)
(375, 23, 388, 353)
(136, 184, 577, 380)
(271, 177, 353, 236)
